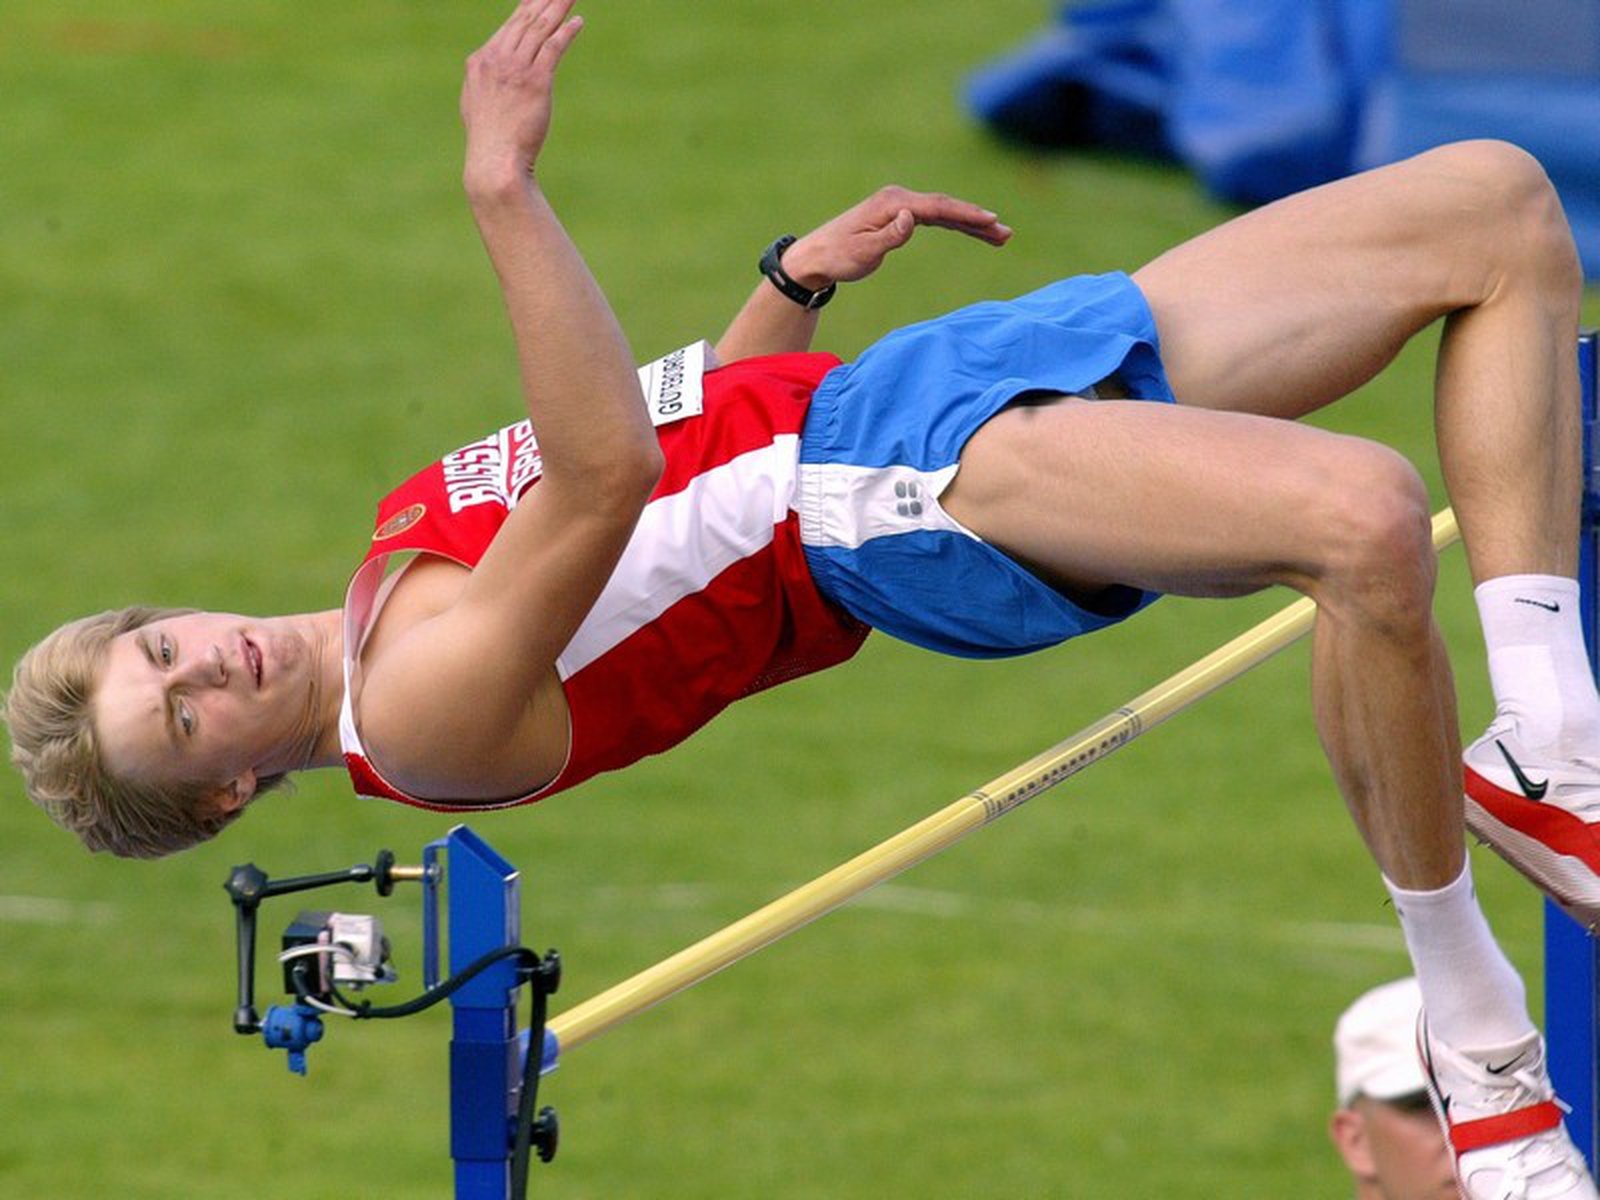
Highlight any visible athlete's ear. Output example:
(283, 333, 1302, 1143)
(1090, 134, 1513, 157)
(1329, 1106, 1377, 1181)
(209, 770, 258, 816)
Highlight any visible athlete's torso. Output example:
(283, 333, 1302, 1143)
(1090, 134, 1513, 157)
(340, 347, 869, 811)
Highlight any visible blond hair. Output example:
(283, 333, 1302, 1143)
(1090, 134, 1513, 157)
(3, 607, 274, 859)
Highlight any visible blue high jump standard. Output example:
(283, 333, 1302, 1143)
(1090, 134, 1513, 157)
(425, 829, 527, 1199)
(421, 827, 559, 1200)
(1547, 328, 1600, 1169)
(227, 825, 559, 1199)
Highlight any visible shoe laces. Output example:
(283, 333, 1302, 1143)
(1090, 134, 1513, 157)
(1448, 1070, 1548, 1127)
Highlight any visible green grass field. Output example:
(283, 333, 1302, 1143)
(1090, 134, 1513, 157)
(2, 2, 1594, 1196)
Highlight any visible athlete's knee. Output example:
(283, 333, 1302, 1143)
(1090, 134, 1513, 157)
(1419, 141, 1580, 295)
(1422, 137, 1542, 184)
(1309, 446, 1436, 626)
(1418, 139, 1548, 209)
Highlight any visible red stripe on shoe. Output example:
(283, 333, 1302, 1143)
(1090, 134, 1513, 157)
(1449, 1101, 1565, 1153)
(1466, 766, 1600, 870)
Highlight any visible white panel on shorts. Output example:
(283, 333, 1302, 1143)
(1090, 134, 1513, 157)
(557, 434, 801, 678)
(795, 461, 975, 551)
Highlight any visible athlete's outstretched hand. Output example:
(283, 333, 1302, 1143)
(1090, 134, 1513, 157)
(713, 187, 1013, 363)
(780, 186, 1013, 289)
(460, 0, 583, 188)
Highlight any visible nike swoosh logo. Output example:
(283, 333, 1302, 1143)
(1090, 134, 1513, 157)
(1496, 740, 1550, 801)
(1514, 597, 1562, 613)
(1486, 1055, 1527, 1074)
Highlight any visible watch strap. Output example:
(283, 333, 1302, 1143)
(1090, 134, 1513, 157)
(759, 235, 836, 310)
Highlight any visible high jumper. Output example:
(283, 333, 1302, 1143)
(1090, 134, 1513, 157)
(7, 2, 1600, 1193)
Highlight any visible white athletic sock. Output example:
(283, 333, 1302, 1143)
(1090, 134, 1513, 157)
(1475, 574, 1600, 755)
(1385, 862, 1535, 1049)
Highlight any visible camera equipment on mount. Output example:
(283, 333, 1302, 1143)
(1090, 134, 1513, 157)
(279, 910, 396, 1001)
(223, 828, 561, 1199)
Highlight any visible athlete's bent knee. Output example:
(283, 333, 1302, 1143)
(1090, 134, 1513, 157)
(1313, 449, 1436, 627)
(1423, 141, 1579, 292)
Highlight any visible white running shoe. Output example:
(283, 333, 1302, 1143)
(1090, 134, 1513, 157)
(1419, 1023, 1597, 1199)
(1464, 726, 1600, 930)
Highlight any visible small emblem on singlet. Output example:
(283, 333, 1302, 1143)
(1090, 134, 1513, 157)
(373, 502, 426, 541)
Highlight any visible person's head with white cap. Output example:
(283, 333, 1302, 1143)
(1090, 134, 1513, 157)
(1329, 978, 1460, 1199)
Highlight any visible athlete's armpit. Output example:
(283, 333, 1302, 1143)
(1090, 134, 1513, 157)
(356, 605, 571, 803)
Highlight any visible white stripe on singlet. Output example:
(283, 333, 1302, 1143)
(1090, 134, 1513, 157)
(556, 434, 801, 678)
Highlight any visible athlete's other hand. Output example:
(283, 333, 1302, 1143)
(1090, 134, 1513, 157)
(461, 0, 583, 193)
(780, 187, 1013, 290)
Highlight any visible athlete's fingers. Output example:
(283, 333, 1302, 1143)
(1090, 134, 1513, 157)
(511, 0, 579, 57)
(786, 186, 1010, 288)
(873, 208, 916, 251)
(485, 0, 540, 54)
(920, 215, 1013, 245)
(854, 187, 1008, 244)
(532, 13, 584, 79)
(897, 192, 1012, 245)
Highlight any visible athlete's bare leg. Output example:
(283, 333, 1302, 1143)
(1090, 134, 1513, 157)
(943, 140, 1584, 892)
(943, 143, 1600, 1190)
(945, 395, 1461, 885)
(1131, 139, 1582, 582)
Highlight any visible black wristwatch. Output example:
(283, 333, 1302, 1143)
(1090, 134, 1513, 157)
(759, 235, 837, 310)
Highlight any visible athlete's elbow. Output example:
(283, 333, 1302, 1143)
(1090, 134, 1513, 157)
(620, 436, 665, 497)
(578, 438, 663, 513)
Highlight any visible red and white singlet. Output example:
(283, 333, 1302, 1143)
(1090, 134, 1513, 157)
(339, 345, 869, 810)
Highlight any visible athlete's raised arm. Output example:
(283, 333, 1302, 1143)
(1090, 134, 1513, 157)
(355, 0, 662, 798)
(459, 0, 656, 495)
(714, 186, 1012, 363)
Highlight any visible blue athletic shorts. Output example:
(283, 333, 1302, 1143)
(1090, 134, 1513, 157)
(796, 271, 1176, 659)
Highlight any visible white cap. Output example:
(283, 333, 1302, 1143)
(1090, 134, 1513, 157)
(1334, 977, 1427, 1106)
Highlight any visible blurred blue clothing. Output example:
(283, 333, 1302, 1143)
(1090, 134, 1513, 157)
(966, 0, 1600, 276)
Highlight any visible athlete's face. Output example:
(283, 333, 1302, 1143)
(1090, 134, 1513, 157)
(1331, 1094, 1457, 1200)
(94, 611, 324, 803)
